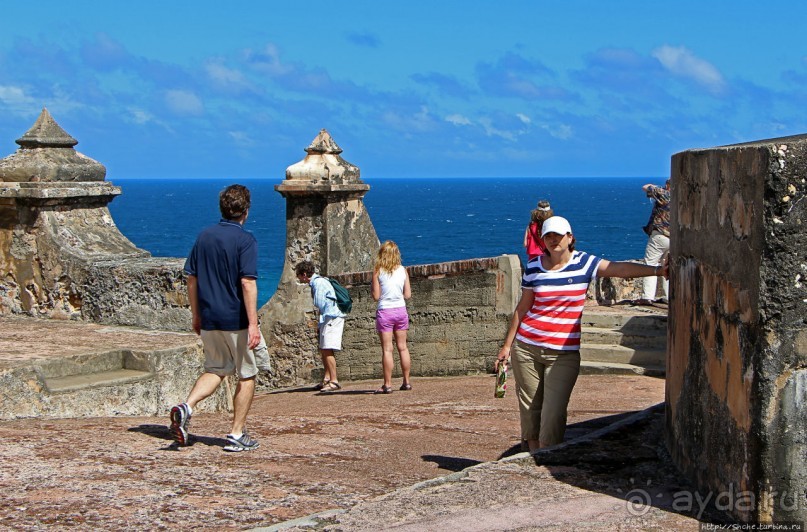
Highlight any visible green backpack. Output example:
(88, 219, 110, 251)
(326, 278, 353, 314)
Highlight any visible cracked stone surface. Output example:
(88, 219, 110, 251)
(0, 373, 671, 529)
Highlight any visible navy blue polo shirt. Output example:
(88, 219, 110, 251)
(184, 219, 258, 331)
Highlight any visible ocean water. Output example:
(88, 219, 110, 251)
(108, 177, 655, 305)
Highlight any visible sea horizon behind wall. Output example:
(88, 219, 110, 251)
(110, 176, 657, 305)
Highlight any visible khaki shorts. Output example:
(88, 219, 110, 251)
(510, 340, 581, 446)
(200, 329, 258, 379)
(319, 316, 344, 350)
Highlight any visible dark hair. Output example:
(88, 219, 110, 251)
(530, 200, 553, 225)
(295, 261, 315, 277)
(568, 235, 576, 252)
(219, 184, 251, 220)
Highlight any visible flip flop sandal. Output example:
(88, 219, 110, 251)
(320, 381, 342, 392)
(314, 379, 330, 390)
(374, 385, 393, 394)
(400, 383, 412, 391)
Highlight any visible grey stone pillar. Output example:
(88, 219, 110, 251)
(258, 129, 379, 385)
(0, 108, 189, 329)
(666, 134, 807, 523)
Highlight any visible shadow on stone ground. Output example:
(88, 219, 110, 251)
(0, 374, 696, 530)
(528, 407, 727, 526)
(300, 407, 724, 531)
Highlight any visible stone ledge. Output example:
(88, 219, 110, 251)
(334, 256, 504, 286)
(0, 181, 121, 198)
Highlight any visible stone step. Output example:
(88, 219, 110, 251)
(580, 344, 666, 367)
(36, 349, 155, 394)
(579, 360, 666, 377)
(581, 326, 667, 349)
(45, 368, 153, 393)
(582, 312, 667, 332)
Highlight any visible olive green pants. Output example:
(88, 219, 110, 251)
(510, 340, 581, 446)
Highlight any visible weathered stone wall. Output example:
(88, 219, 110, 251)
(592, 260, 666, 304)
(0, 110, 191, 330)
(260, 255, 521, 387)
(666, 134, 807, 523)
(340, 255, 522, 380)
(0, 184, 192, 330)
(0, 344, 230, 420)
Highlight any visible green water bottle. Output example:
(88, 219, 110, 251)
(494, 362, 507, 398)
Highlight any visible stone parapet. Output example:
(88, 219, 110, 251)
(665, 133, 807, 523)
(0, 345, 228, 420)
(0, 181, 121, 201)
(338, 255, 521, 381)
(260, 255, 520, 388)
(0, 109, 189, 330)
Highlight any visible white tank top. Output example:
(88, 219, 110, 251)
(377, 266, 407, 309)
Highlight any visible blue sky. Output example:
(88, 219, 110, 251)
(1, 1, 805, 179)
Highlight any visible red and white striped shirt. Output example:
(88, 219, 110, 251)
(516, 251, 602, 351)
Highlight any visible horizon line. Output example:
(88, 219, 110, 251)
(110, 175, 663, 181)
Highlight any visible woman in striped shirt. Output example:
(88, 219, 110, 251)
(496, 216, 668, 452)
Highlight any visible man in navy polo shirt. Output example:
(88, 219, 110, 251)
(169, 184, 262, 452)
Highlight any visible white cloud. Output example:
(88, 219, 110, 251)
(128, 108, 153, 124)
(0, 85, 36, 113)
(445, 113, 472, 126)
(652, 45, 725, 93)
(125, 107, 173, 132)
(516, 113, 531, 125)
(541, 123, 573, 140)
(382, 106, 435, 132)
(478, 117, 516, 141)
(164, 89, 204, 116)
(228, 130, 256, 146)
(205, 62, 252, 93)
(245, 43, 293, 77)
(0, 85, 31, 104)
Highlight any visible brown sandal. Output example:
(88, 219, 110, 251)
(320, 381, 341, 392)
(374, 385, 393, 394)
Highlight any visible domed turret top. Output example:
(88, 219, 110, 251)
(284, 129, 361, 185)
(0, 107, 105, 182)
(304, 129, 343, 155)
(16, 108, 78, 148)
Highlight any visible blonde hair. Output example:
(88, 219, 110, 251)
(374, 240, 402, 274)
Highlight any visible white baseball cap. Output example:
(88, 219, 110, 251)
(541, 216, 572, 237)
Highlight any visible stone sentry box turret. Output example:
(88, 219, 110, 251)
(0, 109, 189, 330)
(258, 129, 380, 385)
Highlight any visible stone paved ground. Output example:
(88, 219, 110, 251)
(297, 406, 708, 532)
(0, 316, 197, 369)
(0, 373, 682, 530)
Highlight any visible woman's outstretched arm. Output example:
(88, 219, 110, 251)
(597, 256, 669, 280)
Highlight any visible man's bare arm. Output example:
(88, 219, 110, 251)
(241, 277, 261, 349)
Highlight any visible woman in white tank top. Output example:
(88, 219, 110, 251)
(371, 241, 412, 394)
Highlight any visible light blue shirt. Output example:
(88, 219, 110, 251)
(310, 273, 346, 324)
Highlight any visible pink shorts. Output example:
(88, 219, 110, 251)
(376, 307, 410, 333)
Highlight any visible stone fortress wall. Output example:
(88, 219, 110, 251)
(0, 109, 190, 330)
(338, 256, 521, 381)
(666, 134, 807, 523)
